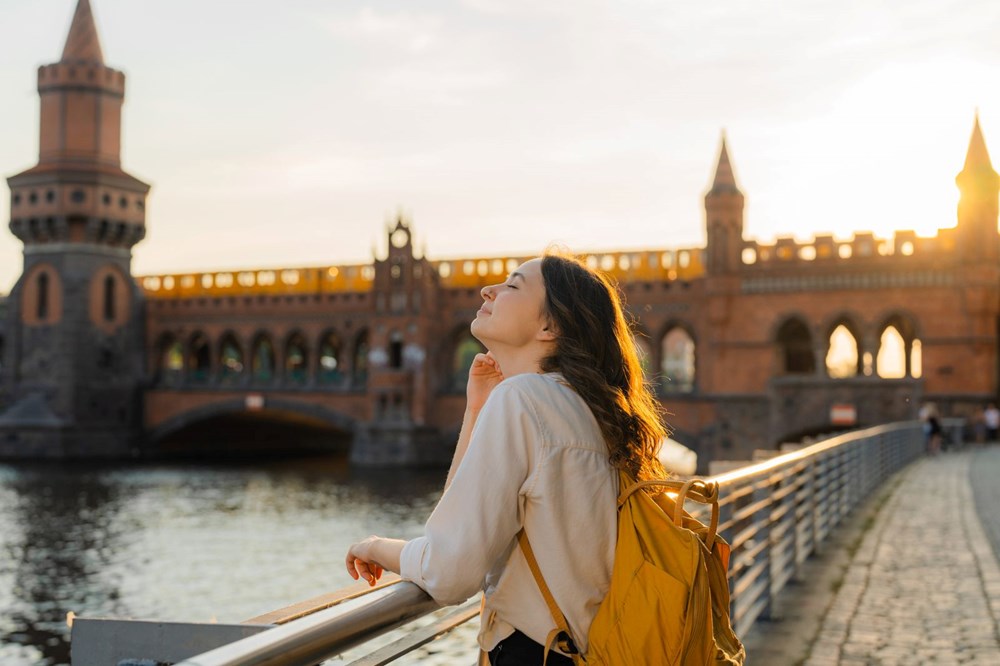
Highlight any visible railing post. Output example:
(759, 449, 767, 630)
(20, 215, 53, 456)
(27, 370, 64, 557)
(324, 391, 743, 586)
(753, 476, 775, 621)
(805, 455, 818, 560)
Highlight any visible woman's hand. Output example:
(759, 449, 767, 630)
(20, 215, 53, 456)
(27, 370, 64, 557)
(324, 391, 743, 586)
(466, 352, 504, 412)
(345, 536, 404, 586)
(345, 536, 385, 586)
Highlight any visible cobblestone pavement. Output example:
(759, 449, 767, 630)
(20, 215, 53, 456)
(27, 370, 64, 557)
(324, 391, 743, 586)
(805, 450, 1000, 665)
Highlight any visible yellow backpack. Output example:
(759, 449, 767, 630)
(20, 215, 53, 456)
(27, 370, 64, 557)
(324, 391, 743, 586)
(518, 473, 746, 665)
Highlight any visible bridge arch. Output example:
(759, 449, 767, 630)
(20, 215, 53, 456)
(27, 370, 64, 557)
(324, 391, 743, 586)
(154, 332, 185, 386)
(146, 396, 358, 455)
(823, 314, 864, 378)
(658, 321, 696, 394)
(317, 329, 344, 385)
(351, 329, 369, 389)
(187, 331, 212, 384)
(217, 331, 245, 385)
(875, 312, 921, 378)
(250, 331, 277, 385)
(774, 315, 815, 375)
(284, 330, 309, 384)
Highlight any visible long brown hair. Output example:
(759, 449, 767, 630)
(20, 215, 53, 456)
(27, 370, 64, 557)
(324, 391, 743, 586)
(539, 253, 668, 481)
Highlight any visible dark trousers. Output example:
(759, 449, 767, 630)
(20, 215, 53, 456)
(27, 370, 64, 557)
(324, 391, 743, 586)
(489, 629, 574, 665)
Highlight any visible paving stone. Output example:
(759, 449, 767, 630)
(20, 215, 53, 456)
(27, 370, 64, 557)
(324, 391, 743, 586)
(757, 451, 1000, 664)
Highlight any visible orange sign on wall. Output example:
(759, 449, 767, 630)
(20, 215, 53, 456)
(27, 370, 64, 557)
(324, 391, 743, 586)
(830, 404, 857, 425)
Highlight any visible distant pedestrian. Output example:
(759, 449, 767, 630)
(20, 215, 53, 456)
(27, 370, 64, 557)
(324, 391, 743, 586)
(985, 404, 999, 442)
(921, 402, 943, 456)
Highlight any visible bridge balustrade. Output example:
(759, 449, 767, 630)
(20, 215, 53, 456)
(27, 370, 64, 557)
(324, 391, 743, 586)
(73, 419, 946, 666)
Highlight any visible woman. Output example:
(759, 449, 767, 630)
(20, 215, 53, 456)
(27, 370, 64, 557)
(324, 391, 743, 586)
(345, 253, 667, 664)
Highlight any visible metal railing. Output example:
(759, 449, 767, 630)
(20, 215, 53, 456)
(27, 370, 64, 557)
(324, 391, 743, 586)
(75, 419, 948, 666)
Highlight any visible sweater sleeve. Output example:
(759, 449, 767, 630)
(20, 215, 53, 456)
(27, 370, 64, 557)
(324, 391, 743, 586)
(399, 380, 540, 605)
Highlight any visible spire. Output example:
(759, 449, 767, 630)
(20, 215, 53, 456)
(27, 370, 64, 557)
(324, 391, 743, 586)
(963, 112, 994, 173)
(709, 131, 740, 195)
(61, 0, 104, 64)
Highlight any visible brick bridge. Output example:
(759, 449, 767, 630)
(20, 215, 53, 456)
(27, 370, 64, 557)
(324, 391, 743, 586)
(2, 1, 999, 466)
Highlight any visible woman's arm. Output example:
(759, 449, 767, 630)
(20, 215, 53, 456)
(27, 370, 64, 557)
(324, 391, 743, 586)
(345, 352, 504, 586)
(444, 352, 504, 490)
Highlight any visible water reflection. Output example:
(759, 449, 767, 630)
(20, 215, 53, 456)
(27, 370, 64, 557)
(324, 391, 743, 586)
(0, 465, 125, 666)
(0, 457, 446, 666)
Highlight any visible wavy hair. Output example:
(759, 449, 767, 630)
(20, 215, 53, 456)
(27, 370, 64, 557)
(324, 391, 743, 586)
(539, 253, 668, 481)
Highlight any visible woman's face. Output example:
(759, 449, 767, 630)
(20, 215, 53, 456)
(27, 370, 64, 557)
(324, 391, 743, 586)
(471, 258, 549, 349)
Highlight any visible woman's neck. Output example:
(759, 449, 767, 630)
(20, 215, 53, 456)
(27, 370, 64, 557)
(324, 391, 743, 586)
(488, 345, 549, 378)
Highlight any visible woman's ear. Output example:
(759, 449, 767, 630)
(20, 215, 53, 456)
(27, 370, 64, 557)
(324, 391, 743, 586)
(537, 322, 557, 342)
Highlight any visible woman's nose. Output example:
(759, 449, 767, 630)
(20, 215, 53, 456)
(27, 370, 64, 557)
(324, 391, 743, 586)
(481, 284, 496, 300)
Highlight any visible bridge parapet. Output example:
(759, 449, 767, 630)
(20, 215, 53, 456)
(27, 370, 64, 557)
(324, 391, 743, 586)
(741, 228, 955, 267)
(72, 419, 944, 665)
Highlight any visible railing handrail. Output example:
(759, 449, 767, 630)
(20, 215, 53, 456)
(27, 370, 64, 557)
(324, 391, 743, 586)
(176, 582, 439, 666)
(149, 419, 955, 666)
(710, 421, 914, 485)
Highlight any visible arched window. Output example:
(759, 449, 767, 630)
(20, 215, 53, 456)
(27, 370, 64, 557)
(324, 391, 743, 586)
(388, 330, 404, 369)
(188, 333, 211, 384)
(318, 331, 342, 384)
(826, 324, 860, 378)
(352, 330, 369, 388)
(251, 335, 276, 384)
(285, 332, 308, 384)
(158, 336, 184, 385)
(875, 315, 919, 378)
(103, 274, 116, 321)
(37, 272, 49, 320)
(877, 326, 906, 378)
(452, 333, 485, 392)
(911, 339, 922, 379)
(777, 318, 814, 374)
(661, 327, 695, 393)
(218, 334, 244, 383)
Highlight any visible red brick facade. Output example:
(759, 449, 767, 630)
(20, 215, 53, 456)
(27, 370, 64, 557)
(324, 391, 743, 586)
(3, 2, 998, 465)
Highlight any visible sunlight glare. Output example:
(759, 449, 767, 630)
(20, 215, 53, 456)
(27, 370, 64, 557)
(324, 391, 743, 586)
(877, 327, 906, 379)
(826, 325, 858, 378)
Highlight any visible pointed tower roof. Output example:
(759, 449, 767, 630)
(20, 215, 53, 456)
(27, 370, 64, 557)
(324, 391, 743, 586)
(709, 132, 740, 195)
(61, 0, 104, 64)
(963, 113, 994, 172)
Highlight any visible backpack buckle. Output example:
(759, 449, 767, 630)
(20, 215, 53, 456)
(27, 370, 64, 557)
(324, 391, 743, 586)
(556, 631, 580, 655)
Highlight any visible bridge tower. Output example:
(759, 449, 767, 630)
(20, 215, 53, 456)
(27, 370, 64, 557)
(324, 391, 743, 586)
(0, 0, 149, 457)
(955, 114, 1000, 262)
(704, 133, 745, 275)
(353, 217, 449, 464)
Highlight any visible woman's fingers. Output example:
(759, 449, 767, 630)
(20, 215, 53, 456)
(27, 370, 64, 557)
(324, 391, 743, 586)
(348, 556, 377, 586)
(345, 539, 380, 586)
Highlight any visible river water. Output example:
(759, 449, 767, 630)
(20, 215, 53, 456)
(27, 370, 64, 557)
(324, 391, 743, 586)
(0, 456, 467, 666)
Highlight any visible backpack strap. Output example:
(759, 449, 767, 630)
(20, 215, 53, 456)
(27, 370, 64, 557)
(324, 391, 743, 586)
(619, 477, 720, 551)
(516, 530, 583, 664)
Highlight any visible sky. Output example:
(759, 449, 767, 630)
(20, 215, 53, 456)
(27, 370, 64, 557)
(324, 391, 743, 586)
(1, 0, 999, 294)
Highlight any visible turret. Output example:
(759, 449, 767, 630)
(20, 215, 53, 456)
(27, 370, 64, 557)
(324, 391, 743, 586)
(704, 133, 745, 274)
(955, 114, 1000, 261)
(8, 0, 149, 250)
(0, 0, 148, 458)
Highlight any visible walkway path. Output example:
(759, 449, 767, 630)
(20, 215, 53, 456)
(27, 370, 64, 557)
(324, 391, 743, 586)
(804, 448, 1000, 665)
